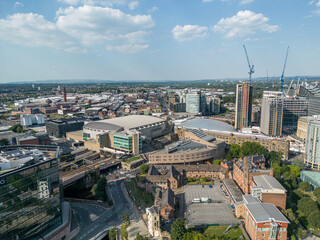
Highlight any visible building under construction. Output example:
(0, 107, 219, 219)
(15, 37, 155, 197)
(283, 97, 309, 128)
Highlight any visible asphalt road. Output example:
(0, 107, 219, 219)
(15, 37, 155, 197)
(71, 180, 131, 240)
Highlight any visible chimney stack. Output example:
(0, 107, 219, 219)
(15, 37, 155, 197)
(63, 87, 67, 102)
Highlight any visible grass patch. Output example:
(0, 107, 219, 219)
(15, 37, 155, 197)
(190, 225, 243, 240)
(125, 179, 154, 208)
(123, 155, 142, 163)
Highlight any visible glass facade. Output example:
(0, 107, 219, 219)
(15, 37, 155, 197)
(113, 134, 142, 150)
(0, 158, 62, 240)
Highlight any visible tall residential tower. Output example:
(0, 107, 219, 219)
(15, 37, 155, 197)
(260, 91, 284, 137)
(235, 82, 253, 131)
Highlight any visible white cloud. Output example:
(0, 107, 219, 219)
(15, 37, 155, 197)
(172, 25, 208, 41)
(14, 2, 23, 8)
(213, 10, 279, 38)
(148, 6, 158, 13)
(128, 1, 139, 10)
(240, 0, 254, 4)
(57, 0, 127, 7)
(0, 5, 154, 53)
(106, 43, 148, 53)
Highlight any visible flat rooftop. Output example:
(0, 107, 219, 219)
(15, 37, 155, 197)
(222, 179, 243, 203)
(153, 140, 213, 155)
(253, 175, 286, 191)
(245, 202, 289, 223)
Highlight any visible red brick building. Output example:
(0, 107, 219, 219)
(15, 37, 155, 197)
(233, 156, 273, 194)
(244, 201, 289, 240)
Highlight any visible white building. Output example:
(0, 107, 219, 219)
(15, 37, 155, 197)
(146, 206, 160, 237)
(20, 114, 45, 127)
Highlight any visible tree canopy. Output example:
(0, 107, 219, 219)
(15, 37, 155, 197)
(171, 218, 186, 240)
(139, 164, 149, 174)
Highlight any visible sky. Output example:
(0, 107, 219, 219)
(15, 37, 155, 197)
(0, 0, 319, 83)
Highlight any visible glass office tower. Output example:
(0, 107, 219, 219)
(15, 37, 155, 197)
(0, 157, 62, 240)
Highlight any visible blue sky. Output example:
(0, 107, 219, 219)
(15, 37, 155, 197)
(0, 0, 319, 82)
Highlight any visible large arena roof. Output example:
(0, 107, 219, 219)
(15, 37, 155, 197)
(180, 118, 235, 132)
(85, 115, 166, 131)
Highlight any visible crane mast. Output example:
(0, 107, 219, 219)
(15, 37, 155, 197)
(243, 45, 254, 84)
(280, 46, 289, 92)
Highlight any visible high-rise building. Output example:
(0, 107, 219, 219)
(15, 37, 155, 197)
(207, 97, 221, 115)
(308, 96, 320, 116)
(235, 82, 253, 131)
(186, 91, 201, 114)
(0, 146, 63, 240)
(20, 114, 45, 127)
(282, 97, 309, 127)
(305, 117, 320, 169)
(260, 91, 284, 137)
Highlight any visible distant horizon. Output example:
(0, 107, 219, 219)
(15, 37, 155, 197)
(1, 75, 320, 85)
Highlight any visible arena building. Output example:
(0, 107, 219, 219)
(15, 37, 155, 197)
(67, 115, 172, 155)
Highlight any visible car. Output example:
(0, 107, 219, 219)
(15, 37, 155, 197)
(209, 185, 213, 188)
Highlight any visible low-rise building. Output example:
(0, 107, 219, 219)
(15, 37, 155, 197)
(46, 118, 85, 138)
(20, 114, 45, 127)
(146, 164, 229, 191)
(154, 188, 175, 220)
(244, 201, 289, 240)
(15, 133, 51, 145)
(252, 175, 287, 210)
(146, 206, 160, 237)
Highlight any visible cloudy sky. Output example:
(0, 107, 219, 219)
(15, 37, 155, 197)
(0, 0, 319, 82)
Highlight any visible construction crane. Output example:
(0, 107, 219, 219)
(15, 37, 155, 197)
(286, 79, 294, 96)
(243, 45, 254, 84)
(280, 46, 289, 92)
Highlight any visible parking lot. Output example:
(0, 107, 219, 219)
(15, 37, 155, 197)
(184, 182, 238, 227)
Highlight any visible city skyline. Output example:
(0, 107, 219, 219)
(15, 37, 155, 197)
(0, 0, 320, 82)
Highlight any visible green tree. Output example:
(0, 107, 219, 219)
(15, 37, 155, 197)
(212, 159, 223, 165)
(91, 177, 106, 201)
(240, 142, 265, 157)
(120, 223, 128, 240)
(9, 124, 25, 133)
(314, 188, 320, 199)
(121, 213, 129, 223)
(139, 164, 149, 174)
(297, 197, 318, 217)
(30, 130, 37, 134)
(289, 165, 301, 177)
(0, 139, 9, 146)
(307, 211, 320, 228)
(135, 233, 148, 240)
(299, 181, 312, 192)
(226, 144, 241, 160)
(109, 227, 117, 240)
(188, 177, 195, 182)
(170, 218, 186, 240)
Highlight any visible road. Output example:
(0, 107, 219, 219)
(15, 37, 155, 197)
(70, 180, 132, 240)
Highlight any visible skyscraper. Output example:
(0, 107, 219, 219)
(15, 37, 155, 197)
(260, 91, 284, 137)
(305, 117, 320, 169)
(235, 82, 253, 131)
(186, 91, 201, 114)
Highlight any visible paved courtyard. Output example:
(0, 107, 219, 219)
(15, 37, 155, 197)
(184, 182, 238, 227)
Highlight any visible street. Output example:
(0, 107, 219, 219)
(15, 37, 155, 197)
(70, 180, 132, 240)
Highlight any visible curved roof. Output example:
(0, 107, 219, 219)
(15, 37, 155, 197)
(84, 115, 166, 131)
(84, 122, 123, 132)
(96, 115, 166, 130)
(181, 118, 235, 132)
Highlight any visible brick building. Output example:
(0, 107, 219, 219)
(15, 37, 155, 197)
(16, 133, 51, 145)
(146, 164, 229, 191)
(244, 201, 289, 240)
(154, 189, 175, 220)
(233, 156, 273, 194)
(252, 175, 287, 210)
